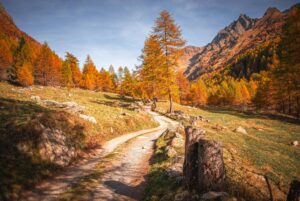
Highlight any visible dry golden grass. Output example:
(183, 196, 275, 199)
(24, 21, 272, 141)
(155, 101, 300, 201)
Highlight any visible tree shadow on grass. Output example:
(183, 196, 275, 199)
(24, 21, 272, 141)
(0, 97, 86, 201)
(198, 105, 300, 125)
(103, 94, 136, 103)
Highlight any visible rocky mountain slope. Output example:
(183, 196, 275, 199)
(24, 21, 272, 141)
(182, 5, 297, 80)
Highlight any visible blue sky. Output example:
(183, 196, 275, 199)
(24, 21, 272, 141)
(1, 0, 298, 70)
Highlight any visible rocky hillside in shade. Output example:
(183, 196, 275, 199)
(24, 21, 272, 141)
(0, 3, 41, 80)
(182, 5, 296, 80)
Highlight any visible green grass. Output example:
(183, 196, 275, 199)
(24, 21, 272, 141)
(155, 102, 300, 201)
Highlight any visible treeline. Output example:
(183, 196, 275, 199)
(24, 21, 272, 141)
(2, 37, 138, 95)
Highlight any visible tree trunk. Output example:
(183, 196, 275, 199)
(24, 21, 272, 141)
(169, 90, 173, 113)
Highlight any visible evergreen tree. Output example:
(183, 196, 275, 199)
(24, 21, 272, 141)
(153, 10, 186, 112)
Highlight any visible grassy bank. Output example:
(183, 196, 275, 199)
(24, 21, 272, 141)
(0, 81, 158, 200)
(151, 102, 300, 200)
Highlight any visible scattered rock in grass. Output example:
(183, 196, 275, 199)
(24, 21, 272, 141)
(170, 133, 184, 148)
(79, 114, 97, 123)
(62, 101, 85, 113)
(121, 112, 127, 116)
(291, 140, 298, 146)
(110, 127, 114, 133)
(42, 100, 85, 113)
(43, 100, 61, 107)
(234, 126, 247, 134)
(212, 124, 226, 132)
(166, 146, 177, 158)
(200, 191, 235, 201)
(31, 95, 41, 103)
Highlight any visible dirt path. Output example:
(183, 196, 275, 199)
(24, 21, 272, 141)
(22, 112, 178, 201)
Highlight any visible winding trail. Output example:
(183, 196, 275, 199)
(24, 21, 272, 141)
(22, 112, 178, 201)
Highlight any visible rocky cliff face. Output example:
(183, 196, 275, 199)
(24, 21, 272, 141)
(182, 6, 293, 80)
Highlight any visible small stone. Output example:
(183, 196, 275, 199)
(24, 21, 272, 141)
(292, 141, 298, 146)
(165, 146, 177, 158)
(234, 126, 247, 134)
(31, 95, 41, 102)
(79, 114, 97, 123)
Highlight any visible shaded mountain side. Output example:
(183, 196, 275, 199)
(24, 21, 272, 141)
(181, 4, 299, 80)
(0, 3, 42, 80)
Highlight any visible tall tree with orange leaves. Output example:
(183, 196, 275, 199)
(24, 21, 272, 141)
(153, 10, 185, 112)
(34, 42, 62, 86)
(8, 38, 34, 86)
(65, 52, 81, 87)
(80, 55, 98, 90)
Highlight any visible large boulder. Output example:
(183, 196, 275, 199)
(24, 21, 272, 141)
(183, 126, 206, 190)
(183, 126, 225, 192)
(198, 140, 226, 192)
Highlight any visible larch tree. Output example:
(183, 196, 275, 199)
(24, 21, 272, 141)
(81, 55, 98, 90)
(272, 7, 300, 115)
(139, 35, 166, 99)
(8, 38, 34, 86)
(62, 60, 73, 93)
(35, 42, 62, 86)
(108, 65, 118, 91)
(65, 52, 81, 87)
(190, 79, 207, 106)
(120, 67, 134, 97)
(153, 10, 186, 112)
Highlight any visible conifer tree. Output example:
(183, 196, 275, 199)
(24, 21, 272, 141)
(81, 55, 98, 90)
(65, 52, 81, 87)
(272, 7, 300, 115)
(153, 10, 186, 112)
(8, 38, 34, 86)
(190, 79, 207, 106)
(139, 35, 166, 99)
(35, 42, 62, 86)
(62, 60, 73, 92)
(120, 67, 134, 97)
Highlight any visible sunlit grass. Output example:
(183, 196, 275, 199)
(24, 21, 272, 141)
(155, 101, 300, 200)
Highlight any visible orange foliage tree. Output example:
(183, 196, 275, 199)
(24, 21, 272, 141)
(80, 55, 98, 90)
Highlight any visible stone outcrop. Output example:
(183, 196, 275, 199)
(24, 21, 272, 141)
(183, 126, 225, 193)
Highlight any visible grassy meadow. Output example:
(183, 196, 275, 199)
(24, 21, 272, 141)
(151, 102, 300, 201)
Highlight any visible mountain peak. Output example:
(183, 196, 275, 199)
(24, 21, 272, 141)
(264, 7, 280, 16)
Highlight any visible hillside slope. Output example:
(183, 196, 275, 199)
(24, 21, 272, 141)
(182, 5, 298, 80)
(0, 4, 42, 80)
